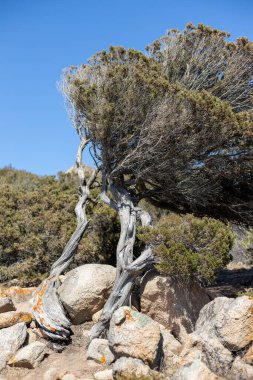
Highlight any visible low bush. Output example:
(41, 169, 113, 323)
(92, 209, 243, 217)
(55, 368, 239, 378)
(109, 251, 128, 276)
(139, 213, 234, 283)
(0, 167, 118, 285)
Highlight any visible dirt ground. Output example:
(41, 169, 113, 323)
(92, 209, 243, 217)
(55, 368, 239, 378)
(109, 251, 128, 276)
(1, 323, 107, 380)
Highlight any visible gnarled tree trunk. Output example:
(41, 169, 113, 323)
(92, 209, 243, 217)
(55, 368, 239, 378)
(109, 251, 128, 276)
(89, 175, 154, 341)
(33, 130, 97, 340)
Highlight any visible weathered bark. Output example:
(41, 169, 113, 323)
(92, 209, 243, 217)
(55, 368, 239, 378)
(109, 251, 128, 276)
(89, 176, 154, 341)
(89, 247, 154, 340)
(33, 130, 97, 340)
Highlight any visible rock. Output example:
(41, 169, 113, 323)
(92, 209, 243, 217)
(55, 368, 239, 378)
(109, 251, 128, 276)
(231, 357, 253, 380)
(59, 275, 66, 283)
(182, 332, 233, 378)
(160, 325, 182, 377)
(30, 320, 36, 329)
(169, 332, 233, 379)
(112, 357, 162, 379)
(93, 369, 113, 380)
(160, 325, 182, 355)
(244, 344, 253, 365)
(173, 355, 224, 380)
(0, 322, 27, 371)
(0, 311, 32, 328)
(87, 338, 115, 365)
(108, 306, 162, 367)
(0, 297, 16, 313)
(27, 327, 38, 344)
(92, 309, 103, 323)
(0, 286, 36, 302)
(196, 296, 253, 351)
(198, 337, 233, 376)
(170, 338, 229, 379)
(61, 374, 77, 380)
(59, 264, 116, 324)
(0, 286, 36, 315)
(140, 272, 210, 340)
(8, 341, 47, 368)
(43, 368, 66, 380)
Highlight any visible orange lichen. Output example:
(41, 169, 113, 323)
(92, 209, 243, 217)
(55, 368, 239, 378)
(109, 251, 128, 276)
(124, 309, 133, 320)
(0, 311, 32, 328)
(20, 312, 32, 323)
(33, 281, 58, 333)
(33, 282, 48, 313)
(100, 355, 107, 364)
(39, 316, 45, 325)
(0, 287, 35, 297)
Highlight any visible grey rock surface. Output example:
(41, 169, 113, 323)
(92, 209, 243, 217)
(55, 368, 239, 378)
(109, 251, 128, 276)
(0, 322, 27, 371)
(59, 264, 116, 324)
(8, 341, 47, 368)
(108, 306, 162, 367)
(87, 338, 115, 365)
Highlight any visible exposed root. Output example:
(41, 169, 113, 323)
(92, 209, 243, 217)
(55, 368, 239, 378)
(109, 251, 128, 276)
(33, 277, 71, 341)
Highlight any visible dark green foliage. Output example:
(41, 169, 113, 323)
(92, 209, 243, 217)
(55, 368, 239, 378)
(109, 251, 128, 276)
(62, 23, 253, 224)
(139, 213, 234, 283)
(0, 167, 118, 285)
(0, 168, 235, 285)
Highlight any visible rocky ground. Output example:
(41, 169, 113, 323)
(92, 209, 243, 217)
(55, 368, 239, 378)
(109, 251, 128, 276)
(0, 262, 252, 380)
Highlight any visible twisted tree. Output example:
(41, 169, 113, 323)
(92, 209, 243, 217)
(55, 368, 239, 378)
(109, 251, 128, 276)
(34, 23, 253, 341)
(60, 24, 252, 340)
(33, 125, 98, 340)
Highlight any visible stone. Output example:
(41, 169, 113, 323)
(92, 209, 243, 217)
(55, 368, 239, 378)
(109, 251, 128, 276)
(30, 320, 36, 329)
(93, 369, 113, 380)
(173, 355, 224, 380)
(92, 309, 103, 323)
(0, 286, 36, 315)
(160, 325, 182, 377)
(8, 341, 47, 368)
(0, 297, 16, 313)
(0, 322, 27, 371)
(59, 264, 116, 324)
(87, 338, 115, 365)
(0, 311, 32, 328)
(196, 296, 253, 351)
(61, 374, 77, 380)
(168, 333, 233, 379)
(140, 272, 210, 340)
(184, 332, 233, 378)
(199, 337, 233, 376)
(27, 328, 38, 344)
(59, 275, 66, 283)
(108, 306, 162, 367)
(113, 357, 161, 379)
(160, 325, 182, 355)
(231, 357, 253, 380)
(43, 368, 66, 380)
(244, 344, 253, 365)
(0, 286, 36, 302)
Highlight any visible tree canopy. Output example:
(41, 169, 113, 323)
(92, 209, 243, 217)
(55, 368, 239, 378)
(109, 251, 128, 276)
(62, 23, 253, 224)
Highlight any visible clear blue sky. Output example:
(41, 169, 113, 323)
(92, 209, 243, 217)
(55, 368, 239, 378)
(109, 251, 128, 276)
(0, 0, 252, 175)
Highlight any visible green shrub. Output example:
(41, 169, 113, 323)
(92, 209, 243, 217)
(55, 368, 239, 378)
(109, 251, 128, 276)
(0, 167, 119, 285)
(139, 213, 234, 283)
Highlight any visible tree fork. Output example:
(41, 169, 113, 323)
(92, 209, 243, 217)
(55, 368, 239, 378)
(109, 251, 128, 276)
(89, 175, 154, 341)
